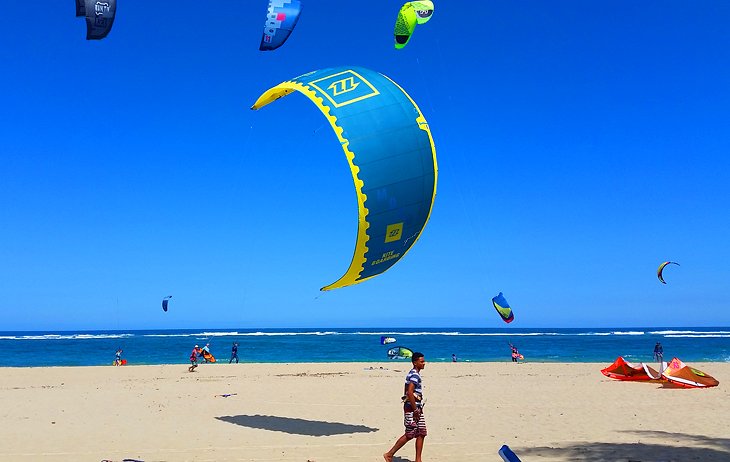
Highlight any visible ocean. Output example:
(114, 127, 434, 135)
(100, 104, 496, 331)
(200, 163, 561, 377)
(1, 327, 729, 367)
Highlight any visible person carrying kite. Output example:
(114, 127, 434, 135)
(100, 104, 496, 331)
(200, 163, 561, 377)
(509, 343, 523, 363)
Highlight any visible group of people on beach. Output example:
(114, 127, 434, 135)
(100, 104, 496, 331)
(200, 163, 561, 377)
(108, 338, 666, 462)
(188, 342, 239, 372)
(111, 339, 668, 462)
(114, 341, 240, 372)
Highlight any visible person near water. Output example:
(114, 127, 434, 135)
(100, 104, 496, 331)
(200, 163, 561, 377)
(384, 352, 427, 462)
(653, 342, 664, 362)
(114, 348, 123, 366)
(201, 343, 212, 362)
(230, 342, 239, 364)
(451, 353, 457, 362)
(189, 345, 201, 372)
(509, 343, 522, 362)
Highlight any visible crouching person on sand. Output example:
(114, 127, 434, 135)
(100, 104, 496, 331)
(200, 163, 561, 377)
(189, 345, 200, 372)
(384, 352, 427, 462)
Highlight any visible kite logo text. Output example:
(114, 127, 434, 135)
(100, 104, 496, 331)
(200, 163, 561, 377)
(327, 77, 360, 97)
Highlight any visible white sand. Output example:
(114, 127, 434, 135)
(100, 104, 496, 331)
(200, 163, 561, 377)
(0, 361, 728, 461)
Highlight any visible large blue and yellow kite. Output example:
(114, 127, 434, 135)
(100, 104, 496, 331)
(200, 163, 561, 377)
(251, 67, 438, 291)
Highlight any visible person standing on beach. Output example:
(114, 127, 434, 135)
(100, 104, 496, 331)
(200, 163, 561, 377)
(653, 342, 664, 362)
(509, 342, 523, 362)
(229, 342, 239, 364)
(384, 352, 427, 462)
(114, 348, 123, 366)
(452, 353, 457, 362)
(189, 345, 201, 372)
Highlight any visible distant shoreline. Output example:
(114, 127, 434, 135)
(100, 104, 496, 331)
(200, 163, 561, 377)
(2, 326, 729, 367)
(1, 359, 727, 370)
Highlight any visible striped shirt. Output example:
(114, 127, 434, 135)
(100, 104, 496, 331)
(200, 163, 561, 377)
(404, 368, 423, 402)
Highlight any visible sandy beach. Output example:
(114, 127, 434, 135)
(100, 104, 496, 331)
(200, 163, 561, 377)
(0, 361, 728, 462)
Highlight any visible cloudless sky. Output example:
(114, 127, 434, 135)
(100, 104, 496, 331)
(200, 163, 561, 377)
(1, 1, 729, 330)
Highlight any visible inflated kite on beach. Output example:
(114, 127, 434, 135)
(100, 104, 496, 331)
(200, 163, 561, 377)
(600, 356, 663, 381)
(662, 357, 719, 388)
(387, 346, 414, 359)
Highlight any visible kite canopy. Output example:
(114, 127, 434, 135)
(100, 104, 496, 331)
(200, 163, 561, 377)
(492, 292, 514, 323)
(260, 0, 302, 51)
(251, 66, 438, 291)
(162, 295, 172, 312)
(387, 346, 414, 359)
(394, 4, 416, 49)
(381, 336, 396, 345)
(412, 1, 435, 24)
(662, 357, 719, 388)
(394, 1, 434, 49)
(83, 0, 116, 40)
(657, 261, 679, 284)
(75, 0, 85, 16)
(600, 356, 663, 381)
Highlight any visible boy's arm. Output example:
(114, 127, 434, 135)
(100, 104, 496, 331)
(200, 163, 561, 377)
(406, 382, 420, 413)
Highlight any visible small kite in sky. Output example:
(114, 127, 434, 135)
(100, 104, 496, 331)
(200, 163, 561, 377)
(657, 261, 680, 284)
(394, 1, 434, 49)
(260, 0, 302, 51)
(492, 292, 514, 324)
(79, 0, 117, 40)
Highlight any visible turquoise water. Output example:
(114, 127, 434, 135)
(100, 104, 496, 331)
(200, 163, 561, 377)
(0, 327, 728, 367)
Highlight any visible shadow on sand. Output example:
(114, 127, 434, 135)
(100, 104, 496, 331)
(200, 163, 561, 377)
(216, 414, 378, 437)
(516, 431, 730, 461)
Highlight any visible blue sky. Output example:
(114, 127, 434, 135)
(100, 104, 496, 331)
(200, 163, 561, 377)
(1, 1, 729, 330)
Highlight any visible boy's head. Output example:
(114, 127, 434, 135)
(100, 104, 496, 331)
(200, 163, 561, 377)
(412, 352, 425, 369)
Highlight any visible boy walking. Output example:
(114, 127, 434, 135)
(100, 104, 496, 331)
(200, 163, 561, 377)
(384, 352, 427, 462)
